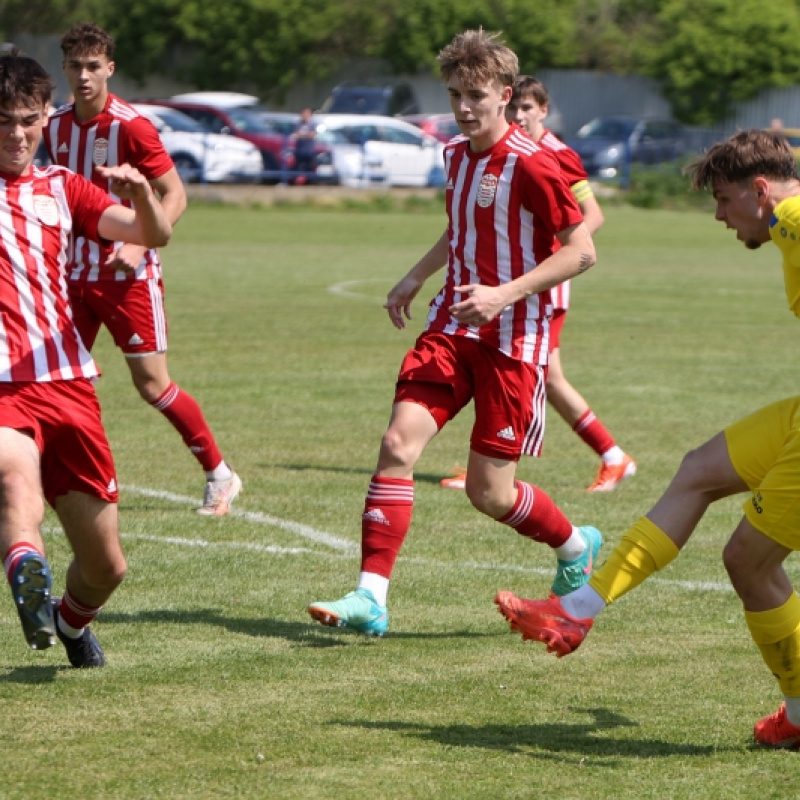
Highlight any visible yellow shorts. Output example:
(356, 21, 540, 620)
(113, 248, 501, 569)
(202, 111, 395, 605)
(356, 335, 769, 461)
(725, 396, 800, 549)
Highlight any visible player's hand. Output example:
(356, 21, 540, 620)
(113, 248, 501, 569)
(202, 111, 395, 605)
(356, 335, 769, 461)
(448, 283, 510, 326)
(105, 242, 147, 274)
(95, 163, 153, 201)
(384, 275, 424, 329)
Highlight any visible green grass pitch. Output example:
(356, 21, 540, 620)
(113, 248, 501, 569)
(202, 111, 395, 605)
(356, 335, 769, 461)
(3, 200, 800, 798)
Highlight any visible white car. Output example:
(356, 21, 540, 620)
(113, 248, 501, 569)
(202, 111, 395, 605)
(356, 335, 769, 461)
(311, 114, 445, 188)
(131, 103, 263, 184)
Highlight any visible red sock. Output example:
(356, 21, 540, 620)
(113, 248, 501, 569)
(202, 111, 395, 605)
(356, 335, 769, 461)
(573, 409, 615, 457)
(3, 542, 43, 583)
(499, 481, 572, 548)
(360, 475, 414, 578)
(58, 589, 103, 630)
(151, 382, 224, 472)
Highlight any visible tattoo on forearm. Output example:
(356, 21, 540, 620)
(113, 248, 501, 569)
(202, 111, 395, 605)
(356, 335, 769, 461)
(577, 253, 593, 273)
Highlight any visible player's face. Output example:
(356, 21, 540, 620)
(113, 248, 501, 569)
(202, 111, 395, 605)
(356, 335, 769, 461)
(63, 51, 114, 110)
(507, 97, 547, 142)
(712, 178, 771, 250)
(0, 102, 46, 176)
(448, 77, 511, 152)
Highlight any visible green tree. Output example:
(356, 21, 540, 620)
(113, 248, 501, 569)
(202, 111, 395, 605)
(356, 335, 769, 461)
(89, 0, 390, 99)
(0, 0, 89, 38)
(641, 0, 800, 124)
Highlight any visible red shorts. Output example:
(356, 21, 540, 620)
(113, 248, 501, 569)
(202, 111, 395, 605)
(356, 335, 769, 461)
(0, 380, 118, 507)
(68, 278, 168, 355)
(549, 308, 567, 351)
(394, 331, 547, 460)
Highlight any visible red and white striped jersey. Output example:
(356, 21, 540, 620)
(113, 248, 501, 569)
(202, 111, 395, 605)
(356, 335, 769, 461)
(0, 164, 114, 382)
(539, 129, 592, 311)
(427, 124, 582, 364)
(43, 94, 174, 284)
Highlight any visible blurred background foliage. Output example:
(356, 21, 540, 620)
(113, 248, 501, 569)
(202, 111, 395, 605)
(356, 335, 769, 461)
(4, 0, 800, 124)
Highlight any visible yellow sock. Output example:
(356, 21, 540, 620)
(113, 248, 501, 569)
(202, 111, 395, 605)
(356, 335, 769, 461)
(745, 593, 800, 697)
(589, 517, 680, 605)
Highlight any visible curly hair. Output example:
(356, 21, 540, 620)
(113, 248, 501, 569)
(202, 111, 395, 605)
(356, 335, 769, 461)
(60, 22, 115, 60)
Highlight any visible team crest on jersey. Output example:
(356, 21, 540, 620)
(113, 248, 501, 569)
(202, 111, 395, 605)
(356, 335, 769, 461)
(33, 195, 59, 226)
(92, 137, 109, 166)
(476, 173, 498, 208)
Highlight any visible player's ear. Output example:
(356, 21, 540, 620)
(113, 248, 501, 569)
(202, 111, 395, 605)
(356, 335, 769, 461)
(107, 60, 115, 78)
(753, 176, 770, 204)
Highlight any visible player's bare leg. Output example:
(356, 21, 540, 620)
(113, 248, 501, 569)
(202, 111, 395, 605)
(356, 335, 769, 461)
(54, 491, 125, 667)
(0, 428, 54, 650)
(308, 401, 438, 635)
(126, 352, 241, 515)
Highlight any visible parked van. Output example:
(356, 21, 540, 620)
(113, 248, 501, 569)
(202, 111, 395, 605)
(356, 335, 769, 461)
(320, 83, 419, 117)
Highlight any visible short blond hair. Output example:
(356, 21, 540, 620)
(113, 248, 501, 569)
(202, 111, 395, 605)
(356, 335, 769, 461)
(437, 29, 518, 89)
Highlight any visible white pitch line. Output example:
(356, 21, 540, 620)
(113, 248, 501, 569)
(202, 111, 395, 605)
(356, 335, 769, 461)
(113, 485, 737, 593)
(121, 485, 356, 553)
(327, 278, 387, 302)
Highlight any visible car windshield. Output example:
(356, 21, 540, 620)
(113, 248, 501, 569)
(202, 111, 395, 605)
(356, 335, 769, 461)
(576, 118, 637, 140)
(313, 128, 351, 145)
(260, 115, 299, 136)
(226, 107, 278, 134)
(149, 108, 204, 133)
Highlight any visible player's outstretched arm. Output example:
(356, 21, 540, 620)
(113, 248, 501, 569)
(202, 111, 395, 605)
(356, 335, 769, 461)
(95, 164, 172, 249)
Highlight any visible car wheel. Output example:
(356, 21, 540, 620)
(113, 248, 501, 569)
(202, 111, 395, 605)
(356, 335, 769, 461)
(173, 154, 202, 184)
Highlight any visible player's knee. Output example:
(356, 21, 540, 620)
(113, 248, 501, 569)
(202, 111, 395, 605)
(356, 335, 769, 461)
(465, 480, 511, 519)
(81, 556, 127, 594)
(379, 429, 419, 471)
(134, 377, 163, 404)
(0, 470, 45, 525)
(674, 445, 715, 491)
(722, 536, 752, 592)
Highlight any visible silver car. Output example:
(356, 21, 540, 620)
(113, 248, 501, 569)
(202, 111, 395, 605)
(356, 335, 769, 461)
(132, 103, 263, 184)
(311, 114, 445, 188)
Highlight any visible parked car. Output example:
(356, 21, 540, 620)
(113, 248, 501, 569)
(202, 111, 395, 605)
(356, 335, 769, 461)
(169, 91, 261, 108)
(320, 83, 420, 117)
(130, 103, 262, 184)
(567, 116, 689, 178)
(258, 111, 303, 137)
(312, 114, 445, 187)
(142, 98, 335, 183)
(400, 113, 462, 144)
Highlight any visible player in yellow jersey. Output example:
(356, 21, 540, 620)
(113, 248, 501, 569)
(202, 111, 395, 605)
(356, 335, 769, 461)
(494, 128, 800, 749)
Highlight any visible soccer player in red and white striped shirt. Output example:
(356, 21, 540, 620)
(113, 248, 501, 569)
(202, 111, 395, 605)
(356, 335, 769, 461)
(43, 23, 241, 516)
(442, 76, 636, 492)
(0, 50, 172, 666)
(308, 30, 601, 636)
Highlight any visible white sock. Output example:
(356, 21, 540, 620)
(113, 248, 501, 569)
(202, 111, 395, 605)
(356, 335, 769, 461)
(784, 697, 800, 727)
(601, 446, 625, 465)
(57, 613, 84, 639)
(560, 584, 607, 620)
(358, 572, 389, 606)
(206, 461, 233, 481)
(554, 527, 586, 562)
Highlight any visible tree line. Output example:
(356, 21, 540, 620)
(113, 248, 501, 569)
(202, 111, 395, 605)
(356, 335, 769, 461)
(4, 0, 800, 124)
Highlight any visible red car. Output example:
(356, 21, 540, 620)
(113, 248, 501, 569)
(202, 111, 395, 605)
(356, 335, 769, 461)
(400, 113, 462, 144)
(137, 99, 335, 183)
